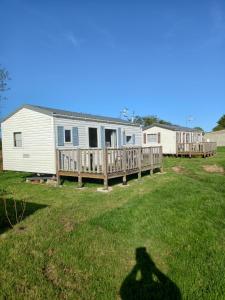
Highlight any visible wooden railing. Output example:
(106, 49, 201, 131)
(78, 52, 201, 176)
(176, 142, 217, 156)
(57, 147, 163, 187)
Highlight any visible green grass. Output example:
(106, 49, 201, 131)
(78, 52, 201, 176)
(0, 148, 225, 299)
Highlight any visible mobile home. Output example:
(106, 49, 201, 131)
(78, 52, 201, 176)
(1, 104, 142, 174)
(204, 129, 225, 147)
(142, 123, 216, 156)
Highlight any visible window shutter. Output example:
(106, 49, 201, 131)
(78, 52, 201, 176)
(100, 126, 105, 148)
(123, 131, 126, 145)
(118, 128, 122, 147)
(132, 134, 135, 145)
(143, 133, 146, 144)
(72, 127, 79, 146)
(57, 126, 64, 146)
(158, 132, 161, 144)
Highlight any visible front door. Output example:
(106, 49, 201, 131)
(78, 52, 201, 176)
(105, 129, 117, 147)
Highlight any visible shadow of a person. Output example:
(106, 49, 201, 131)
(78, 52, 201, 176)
(120, 247, 181, 300)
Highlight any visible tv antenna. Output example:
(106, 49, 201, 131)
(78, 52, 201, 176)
(119, 107, 136, 123)
(120, 107, 129, 119)
(186, 115, 195, 127)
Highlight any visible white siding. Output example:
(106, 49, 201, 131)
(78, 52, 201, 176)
(143, 126, 203, 154)
(204, 130, 225, 146)
(143, 126, 176, 154)
(54, 117, 142, 149)
(1, 108, 56, 173)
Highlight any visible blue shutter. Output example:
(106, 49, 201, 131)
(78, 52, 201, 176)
(118, 128, 122, 147)
(72, 127, 79, 146)
(132, 134, 135, 145)
(57, 126, 64, 146)
(123, 130, 126, 145)
(100, 126, 105, 148)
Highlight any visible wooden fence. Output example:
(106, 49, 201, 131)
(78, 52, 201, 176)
(176, 142, 217, 157)
(57, 146, 163, 188)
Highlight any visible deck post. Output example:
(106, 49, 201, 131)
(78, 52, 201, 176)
(122, 148, 127, 185)
(138, 147, 142, 180)
(56, 149, 61, 186)
(203, 143, 206, 158)
(103, 148, 108, 189)
(78, 176, 83, 188)
(104, 177, 108, 189)
(159, 146, 163, 173)
(77, 148, 83, 188)
(56, 173, 61, 186)
(150, 147, 154, 175)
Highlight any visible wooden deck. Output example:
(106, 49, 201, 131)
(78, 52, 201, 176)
(57, 147, 163, 188)
(176, 142, 217, 157)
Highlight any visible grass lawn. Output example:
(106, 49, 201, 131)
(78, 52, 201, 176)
(0, 148, 225, 299)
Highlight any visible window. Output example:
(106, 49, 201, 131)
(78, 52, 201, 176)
(89, 128, 98, 147)
(65, 129, 71, 143)
(147, 134, 157, 143)
(105, 129, 117, 147)
(126, 135, 132, 144)
(14, 132, 22, 147)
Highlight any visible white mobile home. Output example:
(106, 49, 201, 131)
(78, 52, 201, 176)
(204, 129, 225, 146)
(142, 123, 203, 155)
(1, 104, 142, 174)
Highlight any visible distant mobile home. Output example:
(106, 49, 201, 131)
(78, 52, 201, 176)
(142, 123, 204, 155)
(204, 129, 225, 147)
(1, 104, 142, 174)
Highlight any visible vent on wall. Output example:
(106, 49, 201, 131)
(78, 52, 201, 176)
(23, 154, 30, 158)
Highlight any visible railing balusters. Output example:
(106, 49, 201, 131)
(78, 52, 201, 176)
(177, 142, 216, 155)
(57, 147, 163, 177)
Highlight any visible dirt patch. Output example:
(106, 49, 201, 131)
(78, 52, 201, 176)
(47, 248, 56, 257)
(15, 225, 27, 234)
(43, 263, 60, 287)
(172, 166, 185, 173)
(203, 164, 224, 174)
(97, 187, 113, 192)
(43, 262, 91, 295)
(60, 218, 74, 233)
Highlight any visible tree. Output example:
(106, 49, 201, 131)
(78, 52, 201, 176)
(132, 115, 145, 125)
(143, 115, 159, 126)
(194, 126, 204, 132)
(133, 114, 172, 127)
(213, 114, 225, 131)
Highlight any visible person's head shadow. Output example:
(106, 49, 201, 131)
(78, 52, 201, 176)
(120, 247, 181, 300)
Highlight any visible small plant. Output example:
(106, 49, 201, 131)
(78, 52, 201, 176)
(0, 188, 26, 228)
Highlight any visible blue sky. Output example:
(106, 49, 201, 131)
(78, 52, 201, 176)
(1, 0, 225, 131)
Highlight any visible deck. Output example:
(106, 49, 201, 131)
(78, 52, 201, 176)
(57, 146, 163, 188)
(176, 142, 217, 157)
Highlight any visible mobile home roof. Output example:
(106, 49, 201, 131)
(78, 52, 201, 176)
(2, 104, 139, 126)
(143, 123, 202, 132)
